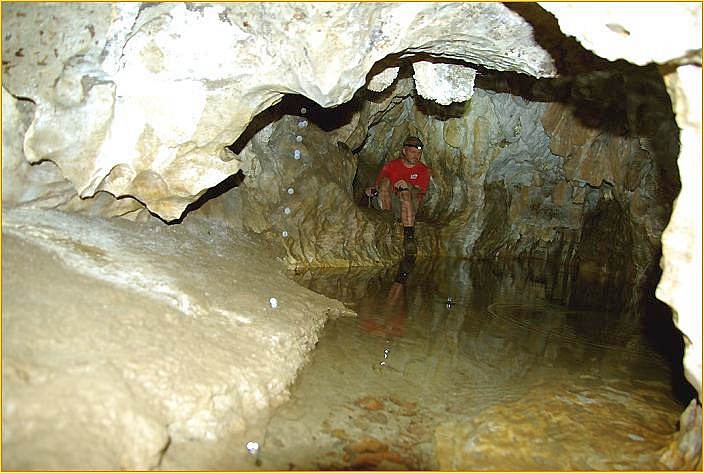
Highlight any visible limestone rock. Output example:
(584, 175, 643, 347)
(659, 399, 703, 469)
(2, 2, 701, 469)
(2, 207, 352, 469)
(346, 68, 677, 319)
(540, 2, 702, 66)
(237, 114, 417, 266)
(412, 61, 476, 105)
(657, 64, 703, 400)
(541, 0, 702, 454)
(2, 2, 555, 221)
(3, 360, 170, 469)
(1, 88, 77, 208)
(1, 85, 158, 219)
(435, 378, 682, 470)
(367, 67, 399, 93)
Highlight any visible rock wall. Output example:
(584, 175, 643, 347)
(343, 65, 677, 317)
(235, 113, 405, 268)
(537, 0, 701, 353)
(2, 1, 700, 469)
(542, 3, 702, 468)
(1, 2, 555, 221)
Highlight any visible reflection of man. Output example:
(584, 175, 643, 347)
(393, 255, 416, 285)
(365, 137, 431, 254)
(357, 256, 415, 338)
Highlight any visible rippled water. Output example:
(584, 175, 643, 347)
(167, 257, 691, 470)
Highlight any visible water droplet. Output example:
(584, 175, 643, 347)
(300, 107, 307, 114)
(296, 135, 303, 142)
(282, 230, 288, 238)
(287, 187, 294, 195)
(246, 441, 260, 454)
(294, 149, 301, 159)
(284, 207, 291, 215)
(297, 119, 308, 128)
(269, 298, 278, 309)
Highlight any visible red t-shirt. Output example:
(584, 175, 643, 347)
(375, 158, 431, 195)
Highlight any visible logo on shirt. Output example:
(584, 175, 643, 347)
(410, 173, 418, 180)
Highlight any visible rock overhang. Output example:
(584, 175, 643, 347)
(2, 2, 557, 222)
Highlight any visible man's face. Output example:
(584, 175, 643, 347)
(403, 145, 422, 164)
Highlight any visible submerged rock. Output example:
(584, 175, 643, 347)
(434, 377, 683, 470)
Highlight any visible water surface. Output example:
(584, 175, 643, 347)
(175, 257, 688, 470)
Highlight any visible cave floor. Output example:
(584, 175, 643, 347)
(162, 258, 688, 470)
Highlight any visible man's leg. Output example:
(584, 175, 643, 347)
(378, 177, 393, 211)
(397, 188, 416, 227)
(396, 181, 418, 254)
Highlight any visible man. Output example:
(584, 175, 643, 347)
(365, 136, 431, 254)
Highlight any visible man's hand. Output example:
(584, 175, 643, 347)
(394, 180, 410, 193)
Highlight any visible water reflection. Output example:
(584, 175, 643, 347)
(357, 256, 415, 339)
(255, 257, 689, 470)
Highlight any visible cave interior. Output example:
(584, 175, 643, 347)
(2, 2, 701, 470)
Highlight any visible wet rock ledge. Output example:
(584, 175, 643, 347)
(1, 207, 352, 469)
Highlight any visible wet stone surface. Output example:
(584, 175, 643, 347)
(168, 257, 690, 470)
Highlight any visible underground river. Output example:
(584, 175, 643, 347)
(161, 256, 690, 470)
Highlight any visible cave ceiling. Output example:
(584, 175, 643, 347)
(2, 2, 565, 221)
